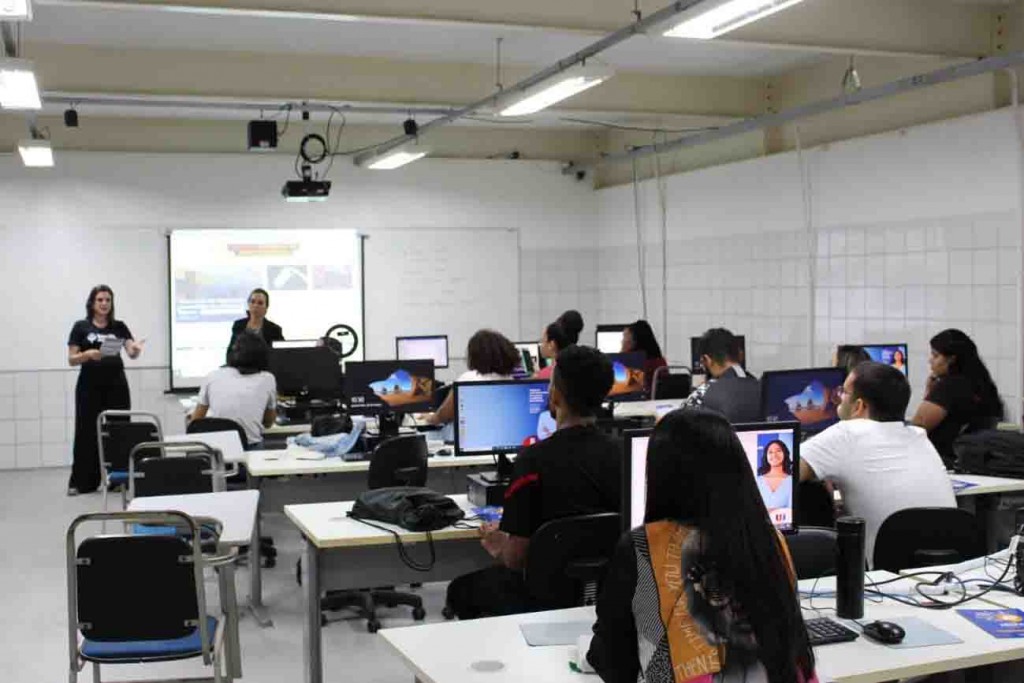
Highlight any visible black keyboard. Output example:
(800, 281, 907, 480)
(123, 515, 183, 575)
(805, 618, 859, 646)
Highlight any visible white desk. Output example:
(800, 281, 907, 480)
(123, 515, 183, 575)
(164, 430, 247, 464)
(951, 474, 1024, 497)
(126, 490, 262, 680)
(246, 448, 495, 478)
(612, 399, 685, 419)
(286, 494, 491, 683)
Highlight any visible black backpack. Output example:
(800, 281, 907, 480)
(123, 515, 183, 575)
(954, 430, 1024, 478)
(349, 487, 465, 532)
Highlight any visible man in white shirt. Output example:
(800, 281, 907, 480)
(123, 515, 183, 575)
(800, 361, 956, 565)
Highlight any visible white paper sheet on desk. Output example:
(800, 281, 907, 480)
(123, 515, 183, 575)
(520, 621, 594, 646)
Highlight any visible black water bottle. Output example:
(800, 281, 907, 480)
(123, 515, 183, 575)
(836, 516, 865, 619)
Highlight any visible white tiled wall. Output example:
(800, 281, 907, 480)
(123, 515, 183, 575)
(0, 368, 187, 471)
(520, 247, 600, 344)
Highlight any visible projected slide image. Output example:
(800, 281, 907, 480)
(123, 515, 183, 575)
(609, 362, 645, 397)
(312, 265, 353, 290)
(174, 267, 262, 323)
(784, 381, 838, 428)
(268, 265, 310, 290)
(368, 370, 435, 408)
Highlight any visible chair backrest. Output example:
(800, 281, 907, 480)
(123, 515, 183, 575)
(128, 442, 223, 499)
(702, 376, 762, 424)
(187, 417, 249, 450)
(67, 511, 210, 651)
(651, 366, 692, 400)
(873, 507, 985, 572)
(97, 411, 163, 472)
(524, 512, 622, 610)
(796, 480, 836, 528)
(784, 527, 838, 580)
(368, 434, 428, 489)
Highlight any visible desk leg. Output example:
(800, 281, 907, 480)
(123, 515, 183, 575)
(219, 560, 242, 681)
(302, 539, 322, 683)
(249, 482, 273, 627)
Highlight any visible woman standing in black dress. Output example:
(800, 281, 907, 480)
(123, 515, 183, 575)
(66, 285, 144, 495)
(227, 288, 284, 357)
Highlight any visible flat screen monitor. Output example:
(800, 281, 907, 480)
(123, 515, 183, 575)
(760, 367, 846, 436)
(862, 343, 908, 379)
(596, 324, 628, 354)
(690, 334, 746, 374)
(269, 346, 343, 399)
(622, 421, 800, 533)
(514, 341, 550, 375)
(454, 380, 555, 456)
(344, 360, 436, 415)
(606, 352, 647, 402)
(396, 335, 449, 369)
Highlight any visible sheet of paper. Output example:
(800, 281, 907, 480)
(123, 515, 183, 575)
(99, 337, 124, 357)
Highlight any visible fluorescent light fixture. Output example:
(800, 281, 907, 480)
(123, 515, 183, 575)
(665, 0, 807, 40)
(0, 0, 31, 21)
(18, 139, 53, 167)
(498, 64, 612, 117)
(357, 142, 428, 170)
(0, 59, 42, 110)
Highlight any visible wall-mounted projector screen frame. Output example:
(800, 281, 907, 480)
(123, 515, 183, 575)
(167, 229, 365, 391)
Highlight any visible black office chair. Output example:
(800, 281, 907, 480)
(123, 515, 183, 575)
(703, 376, 762, 424)
(523, 512, 622, 610)
(321, 434, 430, 632)
(187, 417, 278, 568)
(796, 480, 836, 529)
(97, 410, 163, 513)
(784, 527, 838, 581)
(651, 366, 692, 400)
(873, 508, 985, 572)
(128, 442, 223, 499)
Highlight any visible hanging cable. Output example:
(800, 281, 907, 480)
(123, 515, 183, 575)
(652, 132, 670, 350)
(632, 156, 649, 318)
(794, 125, 817, 366)
(1009, 68, 1024, 424)
(495, 37, 504, 92)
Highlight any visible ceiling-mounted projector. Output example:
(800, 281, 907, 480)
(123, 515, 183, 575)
(282, 179, 331, 202)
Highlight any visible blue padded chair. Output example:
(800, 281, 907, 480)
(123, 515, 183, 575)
(67, 510, 232, 683)
(96, 410, 163, 514)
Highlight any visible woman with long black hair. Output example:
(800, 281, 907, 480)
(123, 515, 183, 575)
(588, 409, 817, 683)
(66, 285, 144, 495)
(912, 328, 1004, 464)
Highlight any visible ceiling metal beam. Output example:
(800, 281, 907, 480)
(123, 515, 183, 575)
(587, 51, 1024, 169)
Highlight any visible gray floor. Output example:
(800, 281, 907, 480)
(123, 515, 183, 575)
(0, 467, 449, 683)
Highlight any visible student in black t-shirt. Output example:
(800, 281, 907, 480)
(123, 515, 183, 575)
(66, 285, 145, 495)
(445, 345, 622, 619)
(912, 329, 1004, 465)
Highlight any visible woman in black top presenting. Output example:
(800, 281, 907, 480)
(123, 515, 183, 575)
(912, 329, 1004, 465)
(227, 288, 284, 357)
(66, 285, 144, 495)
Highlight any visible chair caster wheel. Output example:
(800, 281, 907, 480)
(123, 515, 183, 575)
(412, 607, 426, 621)
(320, 614, 328, 626)
(367, 620, 381, 633)
(442, 606, 456, 620)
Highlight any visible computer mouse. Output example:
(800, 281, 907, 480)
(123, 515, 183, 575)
(861, 620, 905, 645)
(436, 447, 453, 456)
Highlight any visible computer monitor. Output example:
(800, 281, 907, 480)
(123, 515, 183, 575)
(606, 352, 647, 402)
(344, 360, 436, 416)
(396, 335, 450, 369)
(861, 343, 908, 379)
(760, 367, 846, 436)
(514, 341, 550, 375)
(454, 380, 555, 456)
(269, 346, 343, 399)
(596, 324, 628, 354)
(622, 421, 800, 533)
(690, 335, 746, 374)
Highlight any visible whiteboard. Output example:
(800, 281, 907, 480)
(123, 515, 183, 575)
(363, 228, 520, 364)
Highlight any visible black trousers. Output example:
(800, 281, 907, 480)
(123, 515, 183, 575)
(70, 371, 130, 493)
(445, 566, 534, 620)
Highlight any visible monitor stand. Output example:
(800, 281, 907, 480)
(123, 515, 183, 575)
(378, 411, 402, 441)
(478, 453, 513, 484)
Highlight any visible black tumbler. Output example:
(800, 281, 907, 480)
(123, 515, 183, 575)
(836, 516, 866, 619)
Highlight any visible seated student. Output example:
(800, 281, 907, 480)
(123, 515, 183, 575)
(426, 329, 520, 426)
(833, 344, 870, 373)
(588, 409, 817, 683)
(683, 328, 760, 422)
(191, 333, 277, 447)
(534, 321, 570, 380)
(445, 345, 622, 618)
(621, 320, 667, 394)
(557, 309, 584, 346)
(912, 329, 1005, 465)
(801, 362, 955, 564)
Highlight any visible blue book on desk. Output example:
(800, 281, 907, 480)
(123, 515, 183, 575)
(958, 609, 1024, 638)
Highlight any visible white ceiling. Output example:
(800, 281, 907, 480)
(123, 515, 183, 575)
(24, 1, 830, 77)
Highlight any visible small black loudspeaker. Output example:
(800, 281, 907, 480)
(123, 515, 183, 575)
(247, 120, 278, 151)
